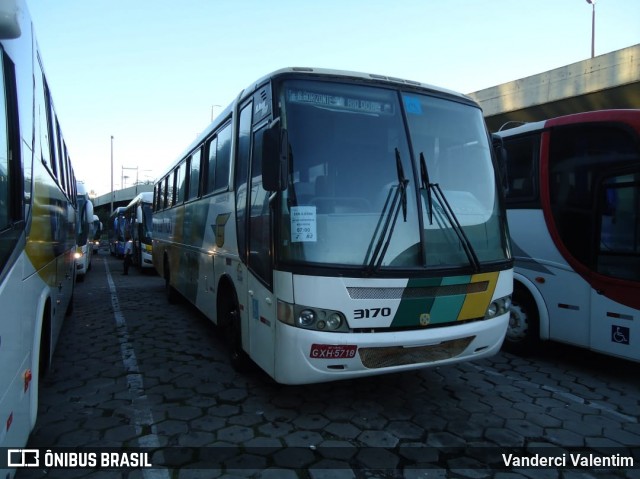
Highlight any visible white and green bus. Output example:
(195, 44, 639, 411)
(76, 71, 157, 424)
(153, 68, 513, 385)
(0, 0, 77, 460)
(123, 191, 154, 271)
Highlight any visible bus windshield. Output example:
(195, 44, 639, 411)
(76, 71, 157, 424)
(141, 202, 153, 243)
(277, 79, 508, 271)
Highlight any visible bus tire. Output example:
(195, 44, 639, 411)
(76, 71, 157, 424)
(220, 295, 252, 373)
(503, 284, 539, 355)
(39, 302, 52, 378)
(164, 259, 179, 304)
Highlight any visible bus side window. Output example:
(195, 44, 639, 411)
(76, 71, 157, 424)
(205, 135, 217, 195)
(597, 173, 640, 282)
(248, 125, 271, 286)
(0, 54, 8, 232)
(0, 49, 21, 269)
(235, 102, 253, 262)
(187, 148, 201, 200)
(215, 123, 231, 191)
(175, 161, 186, 204)
(503, 135, 538, 202)
(163, 175, 170, 209)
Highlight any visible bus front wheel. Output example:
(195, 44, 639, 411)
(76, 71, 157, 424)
(221, 299, 252, 373)
(503, 287, 539, 355)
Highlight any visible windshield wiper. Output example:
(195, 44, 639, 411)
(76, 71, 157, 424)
(420, 152, 433, 225)
(419, 152, 481, 272)
(365, 148, 408, 274)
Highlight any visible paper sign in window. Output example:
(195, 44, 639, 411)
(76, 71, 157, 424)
(291, 206, 317, 242)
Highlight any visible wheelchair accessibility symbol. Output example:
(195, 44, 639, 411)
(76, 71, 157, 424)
(611, 325, 630, 345)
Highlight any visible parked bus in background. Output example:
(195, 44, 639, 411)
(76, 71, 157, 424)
(92, 214, 102, 253)
(495, 109, 640, 361)
(124, 192, 154, 271)
(153, 67, 513, 385)
(108, 206, 127, 257)
(0, 0, 78, 458)
(74, 182, 94, 281)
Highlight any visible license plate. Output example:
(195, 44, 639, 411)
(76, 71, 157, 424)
(310, 344, 357, 359)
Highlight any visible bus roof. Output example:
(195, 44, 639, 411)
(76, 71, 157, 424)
(157, 67, 478, 182)
(495, 109, 640, 137)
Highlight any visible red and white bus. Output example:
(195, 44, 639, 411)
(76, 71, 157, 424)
(496, 109, 640, 361)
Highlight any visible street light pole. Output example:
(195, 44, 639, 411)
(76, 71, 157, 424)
(110, 135, 114, 214)
(586, 0, 596, 58)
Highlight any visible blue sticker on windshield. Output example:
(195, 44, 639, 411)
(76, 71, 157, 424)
(403, 96, 422, 115)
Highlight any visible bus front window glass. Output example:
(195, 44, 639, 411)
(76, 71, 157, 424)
(404, 95, 506, 265)
(278, 80, 419, 269)
(277, 80, 508, 270)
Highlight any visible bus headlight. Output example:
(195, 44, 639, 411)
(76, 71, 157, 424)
(326, 313, 342, 331)
(278, 300, 348, 332)
(74, 249, 83, 260)
(298, 309, 316, 327)
(484, 295, 512, 319)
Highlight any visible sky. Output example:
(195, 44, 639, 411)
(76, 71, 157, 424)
(25, 0, 640, 197)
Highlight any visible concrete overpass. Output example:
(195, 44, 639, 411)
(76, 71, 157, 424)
(91, 184, 154, 226)
(468, 43, 640, 132)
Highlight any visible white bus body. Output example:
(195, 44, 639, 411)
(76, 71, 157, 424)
(496, 109, 640, 361)
(75, 182, 93, 280)
(0, 0, 77, 467)
(91, 214, 102, 253)
(124, 192, 154, 270)
(153, 68, 513, 385)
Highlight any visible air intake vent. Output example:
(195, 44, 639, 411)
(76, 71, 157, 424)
(347, 282, 488, 300)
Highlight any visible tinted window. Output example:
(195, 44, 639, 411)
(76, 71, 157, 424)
(215, 123, 231, 191)
(503, 134, 538, 201)
(205, 136, 217, 194)
(188, 149, 201, 200)
(549, 124, 639, 267)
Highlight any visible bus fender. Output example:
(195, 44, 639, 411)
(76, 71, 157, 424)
(513, 272, 550, 341)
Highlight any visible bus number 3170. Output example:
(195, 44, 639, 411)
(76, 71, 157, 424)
(354, 308, 392, 319)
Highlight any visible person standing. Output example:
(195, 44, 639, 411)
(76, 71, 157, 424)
(123, 233, 133, 275)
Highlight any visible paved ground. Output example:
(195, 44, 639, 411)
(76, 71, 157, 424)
(13, 251, 640, 479)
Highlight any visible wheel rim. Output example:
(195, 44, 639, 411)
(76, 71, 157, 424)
(507, 303, 529, 342)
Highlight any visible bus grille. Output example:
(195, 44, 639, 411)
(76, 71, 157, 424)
(347, 282, 487, 300)
(358, 337, 474, 369)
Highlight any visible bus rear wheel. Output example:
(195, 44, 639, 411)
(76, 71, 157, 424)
(164, 260, 179, 304)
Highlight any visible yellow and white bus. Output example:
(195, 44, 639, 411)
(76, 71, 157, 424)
(153, 68, 513, 385)
(0, 0, 77, 457)
(124, 191, 154, 271)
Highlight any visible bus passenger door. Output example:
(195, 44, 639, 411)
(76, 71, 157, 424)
(590, 170, 640, 360)
(246, 123, 277, 376)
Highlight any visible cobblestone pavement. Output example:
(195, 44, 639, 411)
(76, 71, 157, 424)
(13, 252, 640, 479)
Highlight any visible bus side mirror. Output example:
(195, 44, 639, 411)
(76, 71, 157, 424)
(492, 134, 509, 195)
(136, 206, 143, 224)
(262, 120, 289, 191)
(0, 0, 21, 39)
